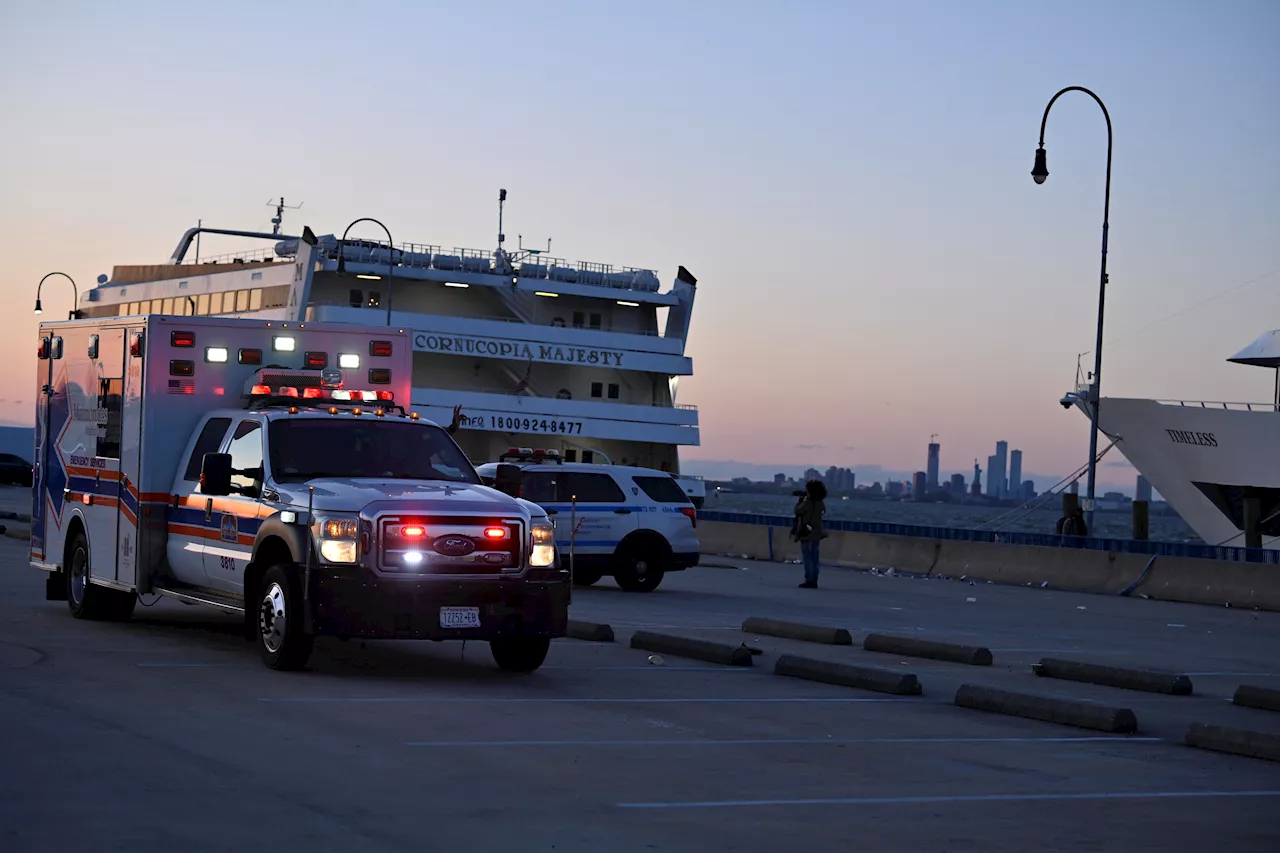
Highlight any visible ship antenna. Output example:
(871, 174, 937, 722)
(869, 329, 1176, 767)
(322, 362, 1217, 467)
(267, 196, 304, 235)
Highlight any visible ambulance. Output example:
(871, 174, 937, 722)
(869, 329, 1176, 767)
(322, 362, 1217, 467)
(31, 314, 569, 672)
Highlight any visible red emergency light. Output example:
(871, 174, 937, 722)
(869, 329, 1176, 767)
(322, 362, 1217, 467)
(171, 331, 196, 348)
(369, 340, 393, 357)
(305, 352, 327, 369)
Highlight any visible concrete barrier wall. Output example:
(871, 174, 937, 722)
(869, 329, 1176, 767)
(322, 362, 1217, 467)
(699, 520, 1280, 612)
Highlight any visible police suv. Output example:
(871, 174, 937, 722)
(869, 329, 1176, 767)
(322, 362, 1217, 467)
(476, 450, 698, 592)
(31, 315, 568, 672)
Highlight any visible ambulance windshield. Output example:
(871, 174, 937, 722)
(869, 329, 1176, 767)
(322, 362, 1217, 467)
(267, 418, 481, 484)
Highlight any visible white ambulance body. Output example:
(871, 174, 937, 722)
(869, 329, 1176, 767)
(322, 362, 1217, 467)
(32, 314, 568, 672)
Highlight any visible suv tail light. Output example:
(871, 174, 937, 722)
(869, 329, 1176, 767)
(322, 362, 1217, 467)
(680, 506, 697, 527)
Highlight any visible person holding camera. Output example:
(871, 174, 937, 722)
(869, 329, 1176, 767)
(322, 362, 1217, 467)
(792, 479, 829, 588)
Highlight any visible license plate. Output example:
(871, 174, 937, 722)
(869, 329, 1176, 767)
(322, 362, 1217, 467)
(439, 606, 481, 629)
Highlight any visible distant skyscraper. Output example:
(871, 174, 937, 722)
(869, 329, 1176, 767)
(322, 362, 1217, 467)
(1022, 480, 1035, 501)
(1008, 450, 1022, 502)
(951, 473, 965, 496)
(804, 468, 820, 483)
(926, 442, 940, 491)
(1136, 475, 1152, 503)
(773, 473, 786, 486)
(992, 441, 1008, 499)
(912, 471, 927, 500)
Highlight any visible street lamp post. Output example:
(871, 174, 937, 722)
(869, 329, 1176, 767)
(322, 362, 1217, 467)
(34, 272, 80, 320)
(1032, 86, 1113, 535)
(336, 218, 395, 326)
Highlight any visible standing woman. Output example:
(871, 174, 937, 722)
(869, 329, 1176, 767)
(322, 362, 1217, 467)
(793, 479, 828, 588)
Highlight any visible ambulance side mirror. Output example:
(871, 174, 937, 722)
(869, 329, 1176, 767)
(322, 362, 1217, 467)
(494, 463, 521, 498)
(200, 453, 233, 496)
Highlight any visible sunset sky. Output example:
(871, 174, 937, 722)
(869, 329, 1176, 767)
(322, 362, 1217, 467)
(2, 1, 1276, 489)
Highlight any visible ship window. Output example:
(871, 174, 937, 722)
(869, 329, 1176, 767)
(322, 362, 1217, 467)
(236, 290, 250, 312)
(551, 317, 565, 327)
(197, 293, 210, 315)
(349, 289, 362, 308)
(582, 451, 594, 464)
(207, 292, 222, 314)
(250, 289, 262, 311)
(589, 313, 602, 330)
(251, 271, 263, 281)
(572, 312, 584, 328)
(590, 382, 603, 398)
(367, 291, 381, 308)
(179, 280, 189, 289)
(564, 449, 577, 462)
(162, 298, 174, 314)
(607, 383, 619, 400)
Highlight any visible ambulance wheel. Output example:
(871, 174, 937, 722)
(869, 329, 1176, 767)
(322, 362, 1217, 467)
(490, 636, 551, 673)
(256, 565, 313, 671)
(614, 545, 666, 593)
(572, 568, 603, 587)
(66, 531, 111, 620)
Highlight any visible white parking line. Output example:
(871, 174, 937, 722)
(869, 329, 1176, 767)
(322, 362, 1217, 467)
(617, 790, 1280, 809)
(407, 736, 1163, 747)
(259, 696, 910, 704)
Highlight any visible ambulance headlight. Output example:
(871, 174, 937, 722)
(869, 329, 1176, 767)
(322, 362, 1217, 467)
(530, 521, 556, 568)
(314, 515, 360, 564)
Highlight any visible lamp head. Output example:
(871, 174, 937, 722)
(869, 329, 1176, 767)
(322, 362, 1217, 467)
(1031, 147, 1049, 184)
(33, 299, 42, 315)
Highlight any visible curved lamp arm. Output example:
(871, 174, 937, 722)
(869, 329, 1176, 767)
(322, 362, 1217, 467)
(337, 218, 395, 325)
(35, 272, 79, 319)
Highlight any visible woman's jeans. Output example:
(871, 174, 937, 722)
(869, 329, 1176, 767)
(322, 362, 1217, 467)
(801, 540, 821, 584)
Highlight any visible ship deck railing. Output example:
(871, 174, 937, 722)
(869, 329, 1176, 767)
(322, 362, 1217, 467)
(1155, 399, 1279, 412)
(699, 510, 1280, 564)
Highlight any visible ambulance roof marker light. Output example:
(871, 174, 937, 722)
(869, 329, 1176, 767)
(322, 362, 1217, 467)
(328, 406, 339, 415)
(250, 384, 272, 396)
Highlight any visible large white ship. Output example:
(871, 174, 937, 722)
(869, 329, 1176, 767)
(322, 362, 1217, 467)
(72, 195, 704, 503)
(1064, 331, 1280, 549)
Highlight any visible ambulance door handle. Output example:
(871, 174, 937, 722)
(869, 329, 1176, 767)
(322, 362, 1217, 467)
(205, 499, 213, 522)
(614, 509, 632, 515)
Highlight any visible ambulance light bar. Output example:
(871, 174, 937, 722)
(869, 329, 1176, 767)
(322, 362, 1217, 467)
(499, 447, 563, 463)
(249, 386, 393, 402)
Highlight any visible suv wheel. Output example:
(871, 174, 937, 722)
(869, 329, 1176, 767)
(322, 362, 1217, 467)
(572, 568, 603, 587)
(614, 544, 666, 593)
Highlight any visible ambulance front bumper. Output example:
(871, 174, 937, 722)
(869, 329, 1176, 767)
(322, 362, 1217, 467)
(310, 568, 571, 640)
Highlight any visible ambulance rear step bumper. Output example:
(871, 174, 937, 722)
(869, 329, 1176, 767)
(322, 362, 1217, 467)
(151, 580, 246, 615)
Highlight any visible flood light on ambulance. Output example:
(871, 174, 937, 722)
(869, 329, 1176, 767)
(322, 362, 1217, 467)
(272, 335, 296, 352)
(356, 274, 382, 281)
(617, 300, 640, 307)
(338, 353, 360, 369)
(403, 552, 424, 566)
(205, 347, 229, 363)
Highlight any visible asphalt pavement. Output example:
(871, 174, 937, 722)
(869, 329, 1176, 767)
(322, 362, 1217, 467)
(2, 537, 1279, 852)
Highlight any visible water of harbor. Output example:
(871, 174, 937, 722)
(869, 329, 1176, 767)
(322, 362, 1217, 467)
(705, 491, 1200, 543)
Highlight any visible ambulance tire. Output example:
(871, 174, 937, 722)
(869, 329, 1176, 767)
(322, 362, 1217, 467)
(490, 636, 551, 673)
(256, 565, 314, 671)
(614, 542, 666, 593)
(65, 531, 112, 620)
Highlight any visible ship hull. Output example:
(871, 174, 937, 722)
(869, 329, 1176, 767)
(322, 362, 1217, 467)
(1090, 397, 1280, 549)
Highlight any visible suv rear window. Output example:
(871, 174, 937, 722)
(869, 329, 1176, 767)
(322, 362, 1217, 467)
(632, 475, 691, 504)
(557, 472, 625, 503)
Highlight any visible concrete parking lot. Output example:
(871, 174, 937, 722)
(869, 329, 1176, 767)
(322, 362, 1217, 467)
(2, 533, 1279, 852)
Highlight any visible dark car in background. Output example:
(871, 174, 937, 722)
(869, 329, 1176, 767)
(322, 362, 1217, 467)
(0, 454, 32, 486)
